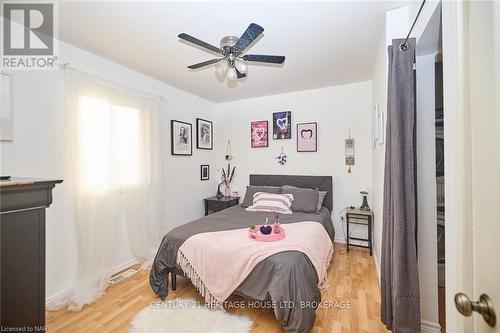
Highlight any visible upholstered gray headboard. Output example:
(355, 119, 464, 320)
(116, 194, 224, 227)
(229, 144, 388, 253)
(249, 174, 333, 212)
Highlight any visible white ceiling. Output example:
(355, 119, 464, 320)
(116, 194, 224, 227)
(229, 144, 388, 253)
(59, 1, 403, 103)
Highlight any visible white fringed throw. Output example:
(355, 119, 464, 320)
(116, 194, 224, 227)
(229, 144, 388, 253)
(177, 221, 333, 309)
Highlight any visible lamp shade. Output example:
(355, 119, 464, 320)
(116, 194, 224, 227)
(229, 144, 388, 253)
(235, 60, 247, 74)
(227, 67, 237, 80)
(215, 59, 229, 74)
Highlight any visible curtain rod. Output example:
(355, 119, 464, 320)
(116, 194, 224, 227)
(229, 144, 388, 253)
(399, 0, 427, 52)
(59, 63, 168, 101)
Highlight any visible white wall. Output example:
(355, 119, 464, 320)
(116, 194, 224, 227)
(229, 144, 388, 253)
(0, 41, 217, 300)
(215, 82, 373, 243)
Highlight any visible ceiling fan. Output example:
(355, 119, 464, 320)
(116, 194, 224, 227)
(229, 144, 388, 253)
(178, 23, 285, 81)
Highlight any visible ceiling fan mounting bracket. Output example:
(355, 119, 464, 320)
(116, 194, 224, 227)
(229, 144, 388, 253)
(220, 35, 239, 49)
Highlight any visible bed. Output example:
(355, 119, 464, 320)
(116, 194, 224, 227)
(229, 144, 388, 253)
(150, 175, 335, 333)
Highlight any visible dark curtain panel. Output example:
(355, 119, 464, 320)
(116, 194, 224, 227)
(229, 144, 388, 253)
(381, 38, 421, 333)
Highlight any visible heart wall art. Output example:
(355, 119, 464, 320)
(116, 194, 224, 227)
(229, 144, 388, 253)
(251, 121, 269, 148)
(297, 122, 317, 152)
(273, 111, 291, 140)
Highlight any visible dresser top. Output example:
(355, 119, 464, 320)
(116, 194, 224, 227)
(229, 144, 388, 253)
(0, 177, 63, 187)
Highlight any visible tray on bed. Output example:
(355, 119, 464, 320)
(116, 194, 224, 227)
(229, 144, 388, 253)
(249, 225, 285, 242)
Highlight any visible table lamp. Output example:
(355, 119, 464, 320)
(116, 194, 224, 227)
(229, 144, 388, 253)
(360, 190, 370, 211)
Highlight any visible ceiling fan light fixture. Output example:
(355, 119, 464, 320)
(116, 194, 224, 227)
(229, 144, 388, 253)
(227, 67, 237, 81)
(235, 59, 247, 74)
(215, 59, 229, 74)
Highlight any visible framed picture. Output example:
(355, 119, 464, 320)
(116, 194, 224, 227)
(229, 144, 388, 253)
(250, 121, 268, 148)
(200, 165, 210, 180)
(297, 122, 317, 152)
(0, 74, 13, 141)
(273, 111, 291, 139)
(171, 120, 192, 155)
(196, 118, 213, 150)
(345, 138, 355, 156)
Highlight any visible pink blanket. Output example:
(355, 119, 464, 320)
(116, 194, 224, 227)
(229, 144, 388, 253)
(177, 221, 334, 308)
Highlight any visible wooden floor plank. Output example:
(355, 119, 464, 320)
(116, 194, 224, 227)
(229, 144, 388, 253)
(47, 243, 389, 333)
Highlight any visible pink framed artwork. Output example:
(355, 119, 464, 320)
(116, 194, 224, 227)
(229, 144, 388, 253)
(251, 121, 268, 148)
(297, 122, 317, 152)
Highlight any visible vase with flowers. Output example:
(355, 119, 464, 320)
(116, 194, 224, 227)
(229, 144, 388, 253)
(219, 163, 235, 197)
(273, 211, 282, 234)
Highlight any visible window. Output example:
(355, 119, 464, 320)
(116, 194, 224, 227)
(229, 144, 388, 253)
(79, 96, 143, 192)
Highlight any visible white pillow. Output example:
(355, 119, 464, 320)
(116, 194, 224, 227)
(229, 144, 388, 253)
(245, 192, 294, 214)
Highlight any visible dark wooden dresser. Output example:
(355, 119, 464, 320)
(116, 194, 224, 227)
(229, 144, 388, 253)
(0, 178, 62, 331)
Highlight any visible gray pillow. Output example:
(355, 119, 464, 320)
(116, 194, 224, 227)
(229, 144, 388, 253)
(282, 185, 319, 213)
(241, 186, 282, 207)
(317, 191, 328, 213)
(283, 185, 327, 213)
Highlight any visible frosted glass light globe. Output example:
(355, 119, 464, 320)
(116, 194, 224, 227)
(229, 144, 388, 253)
(215, 59, 229, 74)
(227, 67, 237, 81)
(235, 60, 247, 74)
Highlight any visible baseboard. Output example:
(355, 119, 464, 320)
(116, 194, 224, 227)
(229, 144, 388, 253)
(334, 237, 346, 244)
(45, 287, 71, 308)
(112, 258, 141, 275)
(421, 320, 441, 333)
(46, 257, 141, 306)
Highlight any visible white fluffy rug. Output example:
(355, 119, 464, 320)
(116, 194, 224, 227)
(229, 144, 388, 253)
(129, 298, 254, 333)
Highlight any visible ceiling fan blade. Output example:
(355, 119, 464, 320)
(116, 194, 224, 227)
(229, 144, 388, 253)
(187, 58, 221, 69)
(178, 33, 221, 54)
(235, 68, 246, 79)
(243, 54, 285, 64)
(234, 23, 264, 53)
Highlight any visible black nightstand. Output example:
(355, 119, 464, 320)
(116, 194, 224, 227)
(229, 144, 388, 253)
(204, 196, 240, 216)
(346, 208, 373, 256)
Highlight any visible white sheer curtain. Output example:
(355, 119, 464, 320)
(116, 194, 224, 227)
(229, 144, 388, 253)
(49, 68, 167, 311)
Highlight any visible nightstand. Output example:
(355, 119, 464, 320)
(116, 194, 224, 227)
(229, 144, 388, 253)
(346, 208, 373, 256)
(204, 196, 240, 216)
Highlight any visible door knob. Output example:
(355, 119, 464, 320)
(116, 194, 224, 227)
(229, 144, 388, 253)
(455, 292, 496, 327)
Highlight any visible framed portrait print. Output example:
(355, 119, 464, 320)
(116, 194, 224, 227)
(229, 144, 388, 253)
(196, 118, 213, 150)
(250, 121, 268, 148)
(273, 111, 291, 139)
(200, 165, 210, 180)
(297, 122, 317, 152)
(171, 120, 192, 155)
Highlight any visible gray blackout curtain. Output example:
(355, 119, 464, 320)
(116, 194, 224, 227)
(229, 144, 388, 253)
(381, 38, 421, 332)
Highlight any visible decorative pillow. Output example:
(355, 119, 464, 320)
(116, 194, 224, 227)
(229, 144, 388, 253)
(281, 185, 320, 213)
(317, 190, 328, 212)
(245, 192, 294, 214)
(241, 185, 282, 207)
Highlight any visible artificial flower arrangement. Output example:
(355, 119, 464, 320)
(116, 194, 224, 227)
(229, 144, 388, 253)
(217, 163, 236, 197)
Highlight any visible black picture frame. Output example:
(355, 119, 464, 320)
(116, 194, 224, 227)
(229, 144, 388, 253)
(171, 120, 192, 156)
(273, 111, 292, 140)
(250, 120, 269, 148)
(297, 122, 318, 152)
(200, 165, 210, 180)
(196, 118, 213, 150)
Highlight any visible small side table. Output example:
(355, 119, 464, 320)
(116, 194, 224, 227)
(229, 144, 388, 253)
(346, 208, 373, 256)
(204, 196, 240, 216)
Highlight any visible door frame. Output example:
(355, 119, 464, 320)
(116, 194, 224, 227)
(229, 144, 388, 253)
(441, 1, 474, 332)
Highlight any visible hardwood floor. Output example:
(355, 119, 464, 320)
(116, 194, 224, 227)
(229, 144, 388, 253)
(47, 244, 389, 333)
